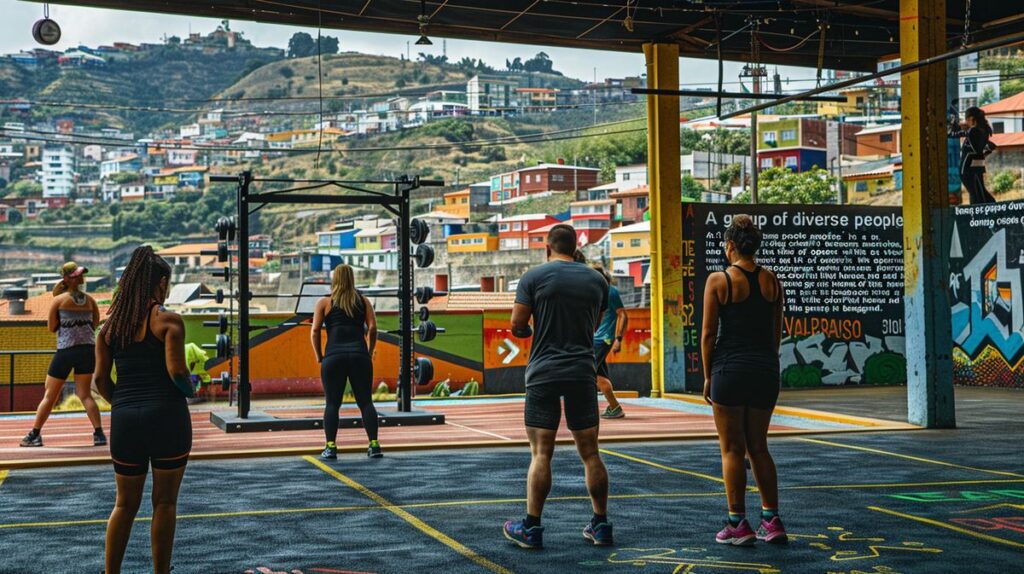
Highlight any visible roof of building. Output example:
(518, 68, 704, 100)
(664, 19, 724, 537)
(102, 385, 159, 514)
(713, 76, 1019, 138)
(426, 291, 517, 312)
(609, 220, 650, 234)
(498, 213, 557, 222)
(0, 291, 113, 322)
(982, 91, 1024, 115)
(104, 153, 139, 163)
(517, 163, 601, 173)
(990, 132, 1024, 147)
(855, 123, 902, 136)
(415, 210, 467, 222)
(355, 226, 396, 238)
(570, 199, 615, 206)
(444, 188, 471, 197)
(842, 164, 898, 180)
(157, 242, 218, 256)
(609, 185, 649, 198)
(165, 282, 211, 306)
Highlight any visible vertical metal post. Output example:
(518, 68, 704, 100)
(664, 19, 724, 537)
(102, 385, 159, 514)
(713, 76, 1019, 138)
(237, 171, 253, 419)
(900, 0, 955, 428)
(397, 183, 413, 412)
(751, 72, 760, 204)
(642, 42, 683, 397)
(8, 353, 14, 413)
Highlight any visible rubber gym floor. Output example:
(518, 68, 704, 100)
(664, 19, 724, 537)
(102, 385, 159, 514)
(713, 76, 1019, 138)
(0, 387, 1021, 574)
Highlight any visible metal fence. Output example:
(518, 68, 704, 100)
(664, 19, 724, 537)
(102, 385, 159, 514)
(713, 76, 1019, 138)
(2, 350, 55, 413)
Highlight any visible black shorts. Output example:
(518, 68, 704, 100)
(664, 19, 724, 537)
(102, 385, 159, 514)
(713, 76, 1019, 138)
(525, 381, 599, 431)
(593, 341, 612, 380)
(710, 367, 780, 410)
(47, 345, 95, 379)
(110, 402, 192, 476)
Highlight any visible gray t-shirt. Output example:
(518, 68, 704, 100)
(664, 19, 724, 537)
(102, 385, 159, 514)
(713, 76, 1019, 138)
(515, 260, 608, 386)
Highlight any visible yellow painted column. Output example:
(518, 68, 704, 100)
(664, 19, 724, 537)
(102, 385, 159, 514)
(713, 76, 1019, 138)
(900, 0, 955, 427)
(643, 43, 683, 397)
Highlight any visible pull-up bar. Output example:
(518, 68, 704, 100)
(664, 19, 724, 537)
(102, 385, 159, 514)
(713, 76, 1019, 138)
(632, 88, 846, 103)
(714, 29, 1024, 121)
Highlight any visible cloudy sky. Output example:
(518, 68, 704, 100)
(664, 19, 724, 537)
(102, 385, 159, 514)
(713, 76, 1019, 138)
(2, 0, 826, 90)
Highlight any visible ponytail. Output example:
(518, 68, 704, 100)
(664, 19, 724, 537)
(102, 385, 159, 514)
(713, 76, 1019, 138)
(52, 279, 68, 297)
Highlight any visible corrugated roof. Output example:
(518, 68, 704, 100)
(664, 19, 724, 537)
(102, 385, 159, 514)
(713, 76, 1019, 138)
(0, 292, 112, 322)
(609, 220, 650, 234)
(157, 243, 218, 256)
(983, 91, 1024, 115)
(427, 291, 517, 312)
(609, 185, 649, 197)
(990, 132, 1024, 147)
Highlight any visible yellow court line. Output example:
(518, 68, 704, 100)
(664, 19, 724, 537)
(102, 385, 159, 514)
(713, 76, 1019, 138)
(304, 456, 514, 574)
(0, 469, 8, 489)
(600, 448, 732, 486)
(868, 506, 1024, 549)
(797, 437, 1024, 478)
(784, 478, 1024, 491)
(662, 393, 916, 428)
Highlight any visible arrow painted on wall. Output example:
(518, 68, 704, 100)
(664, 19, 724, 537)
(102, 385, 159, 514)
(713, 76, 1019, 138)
(500, 338, 521, 364)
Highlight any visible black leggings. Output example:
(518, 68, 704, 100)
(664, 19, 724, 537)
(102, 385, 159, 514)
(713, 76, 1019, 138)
(321, 352, 378, 443)
(962, 168, 995, 204)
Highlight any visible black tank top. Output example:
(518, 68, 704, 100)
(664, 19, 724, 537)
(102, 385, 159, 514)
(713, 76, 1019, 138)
(111, 305, 185, 408)
(712, 266, 780, 371)
(324, 295, 368, 355)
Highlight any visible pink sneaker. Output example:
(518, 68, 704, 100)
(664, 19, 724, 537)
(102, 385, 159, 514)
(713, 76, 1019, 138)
(716, 519, 756, 546)
(756, 516, 788, 544)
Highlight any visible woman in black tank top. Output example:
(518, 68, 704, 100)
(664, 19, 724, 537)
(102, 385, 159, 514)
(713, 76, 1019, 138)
(700, 215, 788, 545)
(310, 264, 381, 460)
(94, 246, 193, 574)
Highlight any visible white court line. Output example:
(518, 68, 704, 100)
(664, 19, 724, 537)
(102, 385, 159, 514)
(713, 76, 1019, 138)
(445, 421, 513, 441)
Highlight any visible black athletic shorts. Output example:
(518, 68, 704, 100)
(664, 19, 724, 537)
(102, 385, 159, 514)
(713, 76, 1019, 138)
(710, 367, 780, 410)
(110, 402, 192, 476)
(593, 340, 612, 380)
(524, 380, 599, 431)
(47, 344, 95, 379)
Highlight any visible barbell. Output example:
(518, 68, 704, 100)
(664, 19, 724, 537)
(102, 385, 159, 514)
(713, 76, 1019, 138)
(414, 244, 435, 268)
(202, 333, 232, 359)
(202, 287, 447, 303)
(384, 320, 445, 342)
(410, 218, 429, 245)
(219, 371, 232, 391)
(216, 216, 236, 241)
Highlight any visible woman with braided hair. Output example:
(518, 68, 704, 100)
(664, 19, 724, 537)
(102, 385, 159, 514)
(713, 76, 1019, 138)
(20, 262, 106, 448)
(701, 214, 787, 546)
(94, 245, 193, 574)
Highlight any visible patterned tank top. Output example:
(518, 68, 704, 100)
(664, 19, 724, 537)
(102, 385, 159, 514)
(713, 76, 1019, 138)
(57, 308, 95, 349)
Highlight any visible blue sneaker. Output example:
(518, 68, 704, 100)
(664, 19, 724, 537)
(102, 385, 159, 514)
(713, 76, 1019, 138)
(583, 521, 614, 546)
(503, 519, 543, 549)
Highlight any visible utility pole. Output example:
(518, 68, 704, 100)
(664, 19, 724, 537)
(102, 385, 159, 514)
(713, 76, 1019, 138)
(740, 63, 766, 203)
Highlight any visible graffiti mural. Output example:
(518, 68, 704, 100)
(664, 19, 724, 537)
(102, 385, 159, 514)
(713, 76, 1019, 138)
(687, 204, 907, 391)
(950, 200, 1024, 388)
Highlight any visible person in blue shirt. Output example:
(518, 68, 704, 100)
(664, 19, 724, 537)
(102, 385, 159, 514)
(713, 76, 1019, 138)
(592, 266, 627, 419)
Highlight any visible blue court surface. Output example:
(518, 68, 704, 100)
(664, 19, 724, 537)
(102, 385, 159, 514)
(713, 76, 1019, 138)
(1, 422, 1022, 574)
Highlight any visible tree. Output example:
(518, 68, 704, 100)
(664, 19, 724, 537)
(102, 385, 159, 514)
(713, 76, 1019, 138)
(523, 52, 555, 74)
(417, 53, 448, 66)
(980, 86, 997, 107)
(288, 32, 316, 58)
(166, 36, 181, 46)
(715, 163, 743, 192)
(732, 166, 837, 204)
(992, 170, 1018, 195)
(0, 177, 7, 189)
(318, 35, 340, 55)
(395, 77, 407, 88)
(279, 65, 295, 79)
(9, 180, 42, 197)
(681, 175, 704, 200)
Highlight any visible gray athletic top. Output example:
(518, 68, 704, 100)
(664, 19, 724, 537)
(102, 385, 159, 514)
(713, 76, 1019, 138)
(57, 308, 95, 349)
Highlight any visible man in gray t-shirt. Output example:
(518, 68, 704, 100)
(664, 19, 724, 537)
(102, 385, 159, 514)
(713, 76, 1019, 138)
(502, 224, 614, 549)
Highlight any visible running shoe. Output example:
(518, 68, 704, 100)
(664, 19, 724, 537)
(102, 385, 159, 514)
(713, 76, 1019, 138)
(583, 521, 614, 546)
(367, 441, 383, 458)
(503, 520, 543, 549)
(756, 516, 788, 544)
(93, 431, 107, 447)
(19, 431, 42, 447)
(320, 445, 337, 460)
(601, 405, 625, 419)
(716, 519, 756, 546)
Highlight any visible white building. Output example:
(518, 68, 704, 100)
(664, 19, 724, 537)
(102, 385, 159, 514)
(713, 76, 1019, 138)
(407, 100, 469, 124)
(179, 123, 201, 139)
(960, 69, 1001, 111)
(467, 75, 519, 114)
(42, 147, 75, 198)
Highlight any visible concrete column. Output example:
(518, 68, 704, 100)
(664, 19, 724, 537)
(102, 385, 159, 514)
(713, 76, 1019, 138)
(900, 0, 956, 427)
(642, 43, 684, 397)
